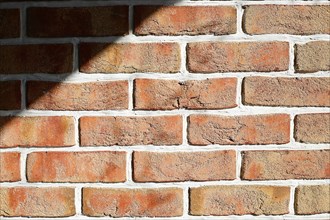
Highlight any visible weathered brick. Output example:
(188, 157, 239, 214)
(243, 77, 330, 107)
(27, 6, 128, 37)
(295, 113, 330, 143)
(0, 187, 75, 217)
(82, 188, 183, 217)
(134, 6, 236, 35)
(0, 152, 20, 182)
(27, 81, 128, 110)
(190, 186, 290, 216)
(295, 185, 330, 214)
(80, 116, 182, 146)
(295, 41, 330, 73)
(0, 81, 21, 110)
(80, 43, 180, 73)
(0, 9, 20, 38)
(243, 5, 330, 35)
(241, 150, 330, 180)
(187, 42, 289, 73)
(0, 116, 75, 148)
(0, 44, 73, 74)
(27, 151, 126, 183)
(133, 150, 236, 182)
(134, 78, 237, 110)
(188, 114, 290, 145)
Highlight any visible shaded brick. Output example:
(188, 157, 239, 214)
(0, 152, 20, 182)
(0, 81, 21, 110)
(188, 114, 290, 145)
(187, 42, 289, 73)
(0, 9, 20, 38)
(82, 188, 183, 217)
(133, 150, 236, 182)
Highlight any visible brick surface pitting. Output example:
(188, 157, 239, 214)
(82, 188, 183, 217)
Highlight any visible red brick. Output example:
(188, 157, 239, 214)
(0, 116, 75, 148)
(187, 42, 289, 73)
(0, 9, 20, 38)
(241, 150, 330, 180)
(0, 152, 20, 182)
(295, 41, 330, 73)
(295, 113, 330, 143)
(0, 187, 75, 217)
(243, 5, 330, 35)
(27, 151, 126, 183)
(243, 77, 330, 107)
(134, 78, 237, 110)
(133, 150, 236, 182)
(190, 186, 290, 215)
(188, 114, 290, 145)
(0, 44, 73, 74)
(134, 6, 236, 35)
(295, 185, 330, 214)
(82, 188, 183, 217)
(27, 81, 128, 110)
(27, 7, 128, 37)
(80, 116, 182, 146)
(0, 81, 21, 110)
(79, 43, 180, 73)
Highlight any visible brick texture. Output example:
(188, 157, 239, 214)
(79, 43, 180, 73)
(27, 151, 126, 183)
(134, 78, 237, 110)
(82, 188, 183, 217)
(134, 6, 236, 35)
(27, 81, 128, 110)
(0, 9, 20, 38)
(80, 116, 182, 146)
(0, 116, 75, 148)
(0, 81, 21, 110)
(295, 185, 330, 214)
(0, 152, 20, 182)
(190, 186, 290, 215)
(133, 150, 236, 182)
(243, 77, 330, 107)
(188, 114, 290, 145)
(241, 150, 330, 180)
(295, 113, 330, 144)
(0, 187, 75, 217)
(243, 5, 330, 35)
(0, 44, 73, 74)
(27, 7, 128, 37)
(187, 42, 289, 73)
(295, 41, 330, 73)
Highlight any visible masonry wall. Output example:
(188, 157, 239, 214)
(0, 0, 329, 219)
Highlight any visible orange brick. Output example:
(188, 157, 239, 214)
(243, 5, 330, 35)
(188, 114, 290, 145)
(133, 150, 236, 182)
(27, 6, 128, 37)
(80, 116, 182, 146)
(0, 81, 21, 110)
(241, 150, 330, 180)
(134, 6, 236, 35)
(190, 186, 290, 216)
(187, 42, 289, 73)
(27, 151, 126, 183)
(79, 43, 180, 73)
(134, 78, 237, 110)
(0, 44, 73, 74)
(0, 9, 20, 38)
(82, 188, 183, 217)
(27, 81, 128, 110)
(0, 152, 20, 182)
(243, 77, 330, 107)
(0, 116, 75, 148)
(0, 187, 75, 217)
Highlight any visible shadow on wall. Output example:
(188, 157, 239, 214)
(0, 1, 184, 148)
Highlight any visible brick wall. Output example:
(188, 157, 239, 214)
(0, 0, 329, 219)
